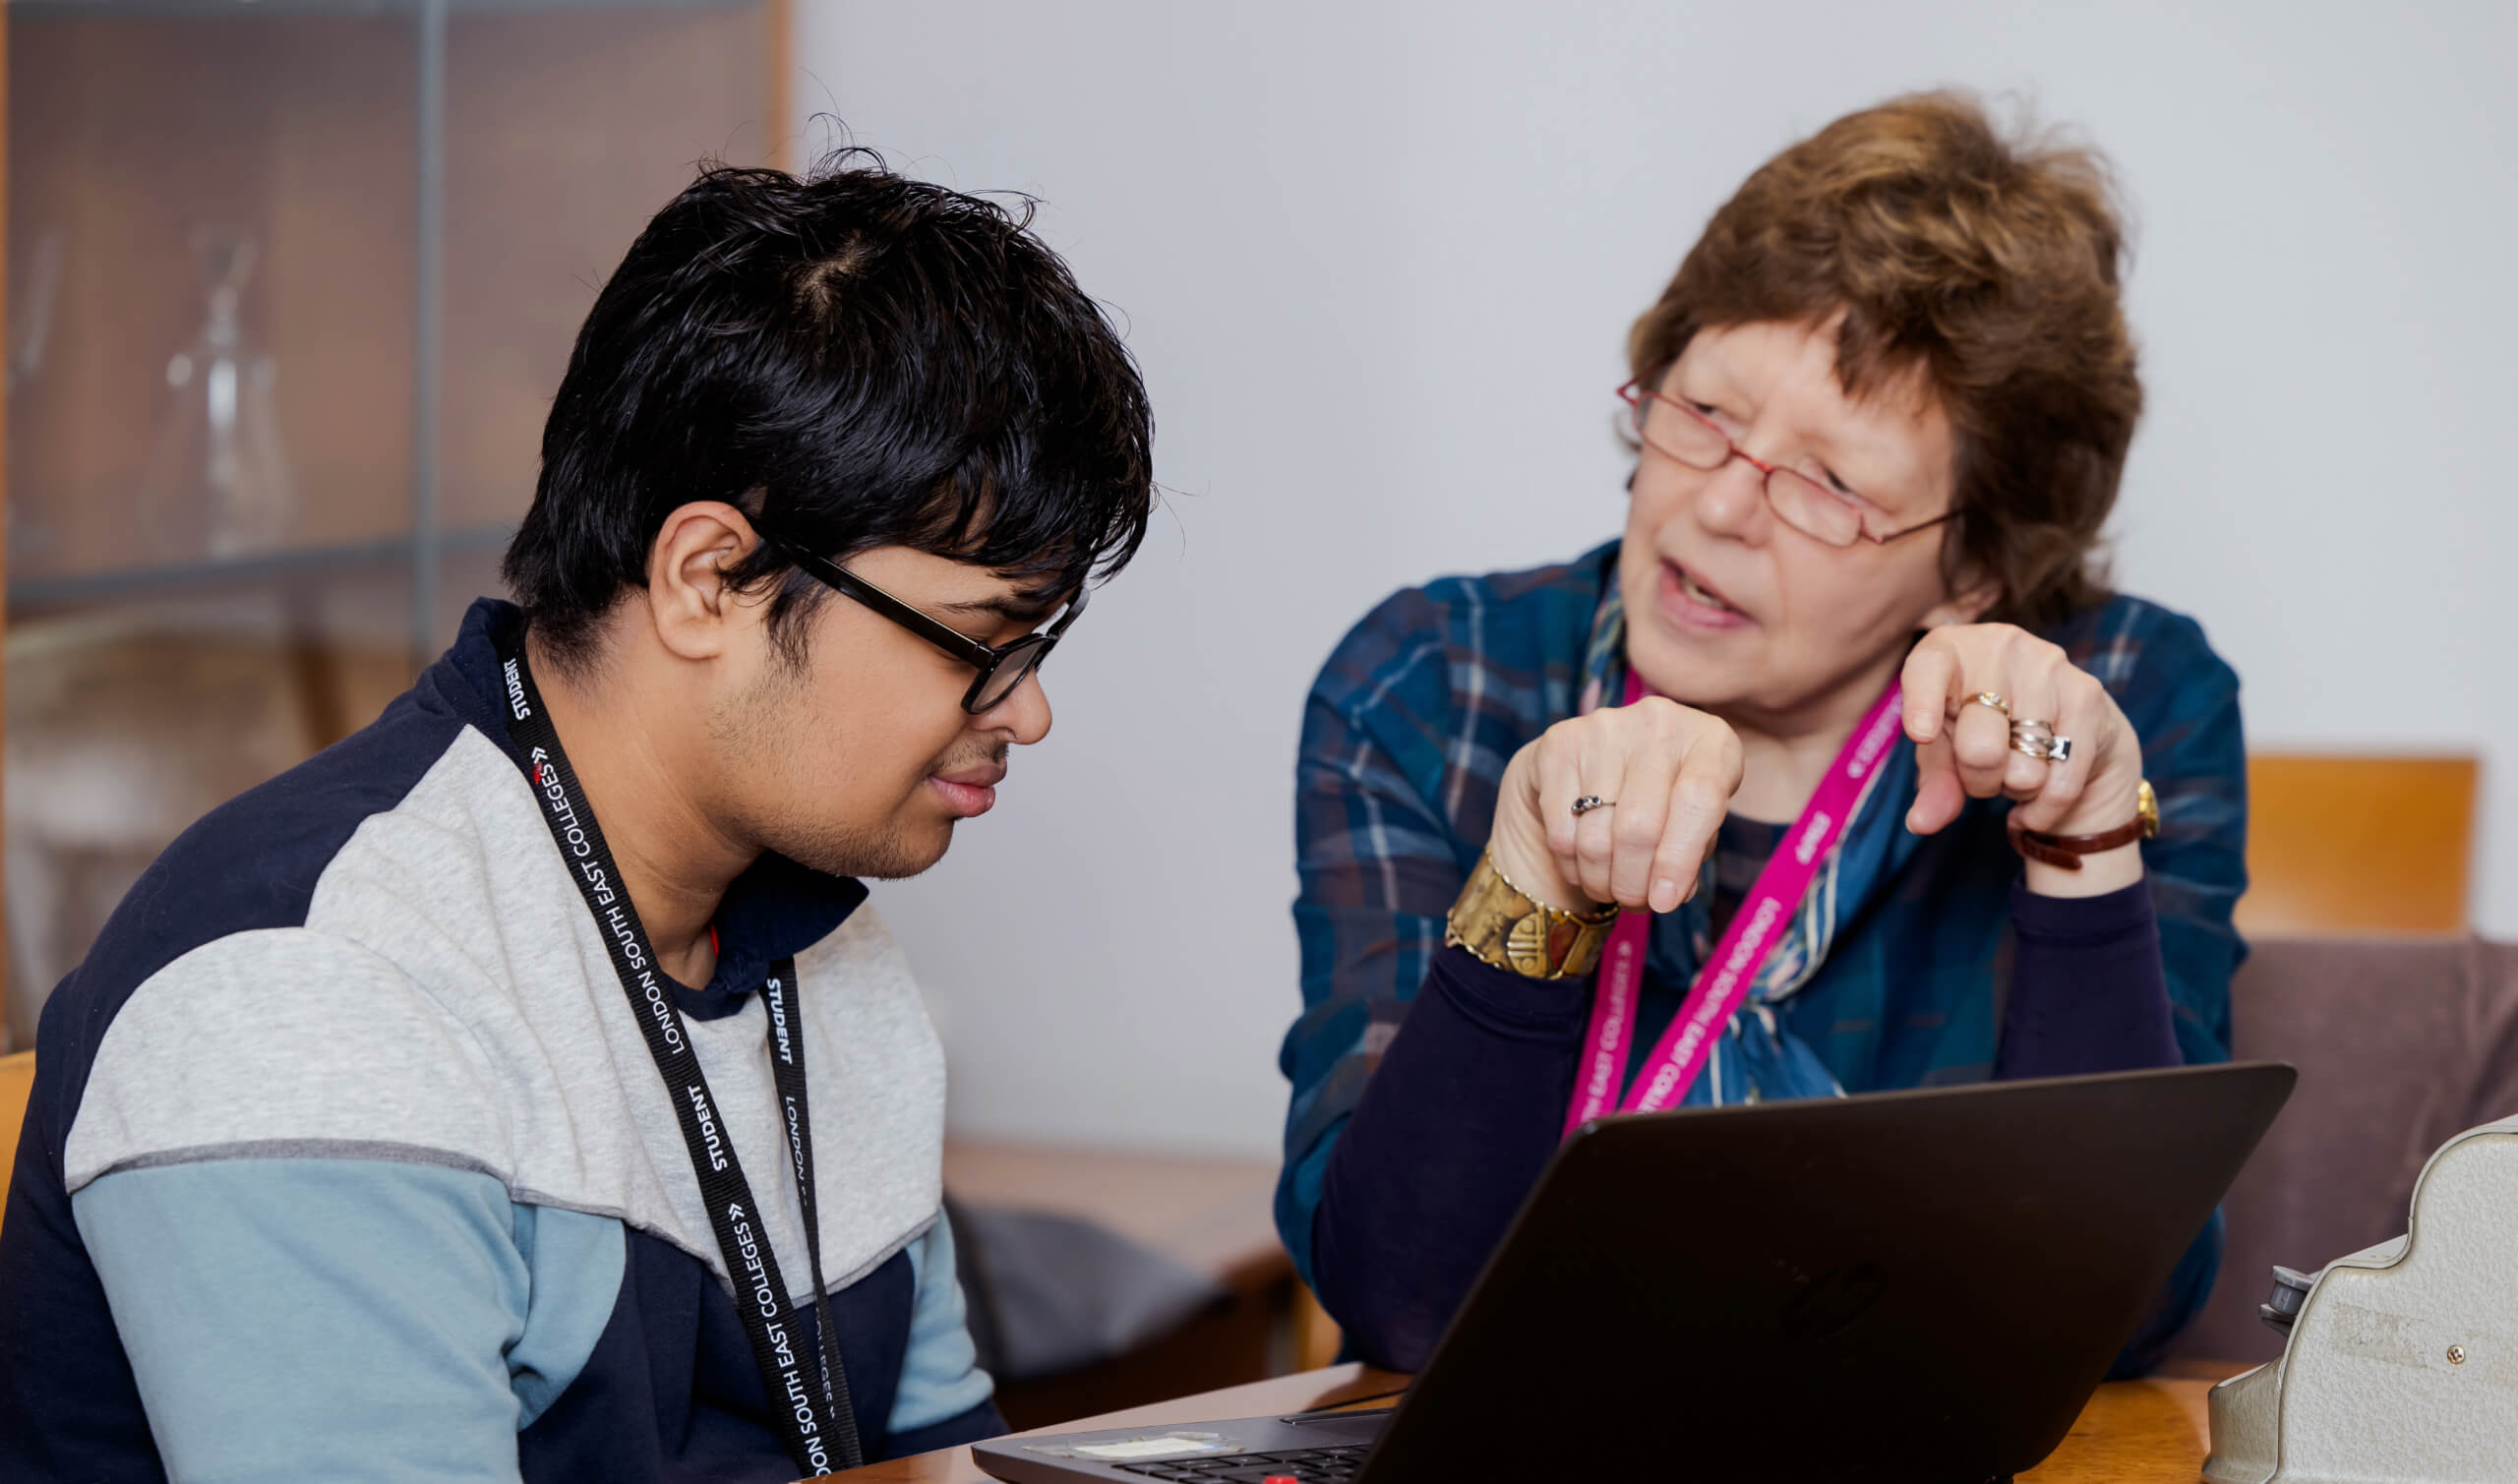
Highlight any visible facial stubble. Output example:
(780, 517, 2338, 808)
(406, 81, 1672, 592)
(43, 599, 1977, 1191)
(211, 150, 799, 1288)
(708, 660, 997, 881)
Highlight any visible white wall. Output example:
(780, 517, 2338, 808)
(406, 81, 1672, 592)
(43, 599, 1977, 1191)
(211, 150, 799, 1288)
(795, 1, 2518, 1158)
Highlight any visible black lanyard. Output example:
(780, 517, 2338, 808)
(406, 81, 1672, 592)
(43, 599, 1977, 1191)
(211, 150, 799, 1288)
(496, 631, 863, 1477)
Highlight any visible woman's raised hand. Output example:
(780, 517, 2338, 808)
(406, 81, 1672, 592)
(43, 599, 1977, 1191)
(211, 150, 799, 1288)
(1489, 696, 1745, 917)
(1899, 623, 2143, 853)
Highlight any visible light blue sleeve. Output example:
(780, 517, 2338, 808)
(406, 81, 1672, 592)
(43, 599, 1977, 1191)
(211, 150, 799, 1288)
(888, 1212, 995, 1434)
(75, 1158, 624, 1484)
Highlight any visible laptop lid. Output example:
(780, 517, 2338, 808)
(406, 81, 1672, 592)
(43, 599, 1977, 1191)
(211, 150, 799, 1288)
(1355, 1060, 2293, 1483)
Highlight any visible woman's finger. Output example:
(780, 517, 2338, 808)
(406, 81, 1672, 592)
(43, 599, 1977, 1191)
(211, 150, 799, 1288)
(1567, 720, 1630, 906)
(1533, 721, 1589, 873)
(1999, 651, 2063, 800)
(1901, 634, 1961, 744)
(1653, 718, 1742, 911)
(1604, 710, 1682, 910)
(1906, 731, 1967, 834)
(1948, 686, 2013, 798)
(2015, 670, 2110, 833)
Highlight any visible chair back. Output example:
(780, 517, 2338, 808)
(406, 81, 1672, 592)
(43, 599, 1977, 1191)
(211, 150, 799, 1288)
(2239, 754, 2476, 937)
(0, 1049, 34, 1232)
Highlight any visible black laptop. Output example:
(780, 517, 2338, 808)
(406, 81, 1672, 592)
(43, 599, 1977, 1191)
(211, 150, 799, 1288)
(974, 1060, 2294, 1484)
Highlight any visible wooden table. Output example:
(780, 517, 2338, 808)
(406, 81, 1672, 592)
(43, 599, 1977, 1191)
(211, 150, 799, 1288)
(830, 1363, 2230, 1482)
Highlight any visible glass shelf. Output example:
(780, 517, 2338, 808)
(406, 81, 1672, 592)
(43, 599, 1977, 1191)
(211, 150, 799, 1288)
(14, 0, 756, 19)
(8, 521, 515, 612)
(3, 0, 787, 1049)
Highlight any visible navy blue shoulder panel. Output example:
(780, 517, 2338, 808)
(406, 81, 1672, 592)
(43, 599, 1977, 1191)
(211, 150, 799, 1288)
(0, 600, 520, 1484)
(520, 1231, 923, 1482)
(0, 599, 922, 1484)
(30, 602, 518, 1154)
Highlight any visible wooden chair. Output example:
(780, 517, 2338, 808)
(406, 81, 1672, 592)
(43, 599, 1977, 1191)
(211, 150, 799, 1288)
(2237, 754, 2477, 937)
(0, 1050, 33, 1229)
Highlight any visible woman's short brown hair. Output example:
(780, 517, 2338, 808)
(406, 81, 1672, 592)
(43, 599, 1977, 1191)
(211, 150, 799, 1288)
(1628, 91, 2139, 629)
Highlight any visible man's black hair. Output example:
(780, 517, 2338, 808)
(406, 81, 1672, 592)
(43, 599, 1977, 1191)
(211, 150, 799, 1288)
(503, 148, 1156, 671)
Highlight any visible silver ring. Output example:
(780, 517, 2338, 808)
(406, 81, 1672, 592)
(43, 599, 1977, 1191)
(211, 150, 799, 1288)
(2008, 719, 2071, 762)
(1571, 796, 1615, 817)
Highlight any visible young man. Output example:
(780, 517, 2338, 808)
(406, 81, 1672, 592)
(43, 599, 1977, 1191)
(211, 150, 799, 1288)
(0, 153, 1154, 1481)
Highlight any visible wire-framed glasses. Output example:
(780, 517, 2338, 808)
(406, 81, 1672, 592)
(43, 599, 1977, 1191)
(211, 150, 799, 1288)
(755, 524, 1086, 714)
(1617, 380, 1955, 548)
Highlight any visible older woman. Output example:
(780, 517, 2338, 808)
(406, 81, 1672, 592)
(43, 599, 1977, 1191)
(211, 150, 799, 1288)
(1276, 93, 2244, 1375)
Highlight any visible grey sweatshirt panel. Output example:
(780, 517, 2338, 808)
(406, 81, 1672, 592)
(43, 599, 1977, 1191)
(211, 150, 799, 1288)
(64, 725, 947, 1301)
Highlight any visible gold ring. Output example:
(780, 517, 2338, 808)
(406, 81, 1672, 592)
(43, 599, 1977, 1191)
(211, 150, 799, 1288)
(1966, 691, 2010, 717)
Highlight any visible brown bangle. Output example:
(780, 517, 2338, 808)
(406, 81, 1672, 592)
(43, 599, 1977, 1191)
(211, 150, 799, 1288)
(2009, 780, 2160, 872)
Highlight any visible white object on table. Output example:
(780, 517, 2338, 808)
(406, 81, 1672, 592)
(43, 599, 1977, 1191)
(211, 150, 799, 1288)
(2205, 1114, 2518, 1483)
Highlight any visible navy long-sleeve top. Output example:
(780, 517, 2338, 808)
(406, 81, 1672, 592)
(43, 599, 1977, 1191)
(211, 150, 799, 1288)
(1313, 882, 2188, 1372)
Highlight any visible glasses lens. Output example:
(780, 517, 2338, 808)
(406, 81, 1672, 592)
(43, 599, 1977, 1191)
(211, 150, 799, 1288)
(1764, 469, 1865, 547)
(969, 639, 1049, 712)
(1634, 393, 1731, 471)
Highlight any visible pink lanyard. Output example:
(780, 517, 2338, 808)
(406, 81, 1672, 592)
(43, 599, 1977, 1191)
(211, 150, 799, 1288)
(1561, 672, 1905, 1135)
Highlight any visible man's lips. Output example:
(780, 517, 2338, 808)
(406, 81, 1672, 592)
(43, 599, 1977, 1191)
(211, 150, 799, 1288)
(928, 766, 1005, 817)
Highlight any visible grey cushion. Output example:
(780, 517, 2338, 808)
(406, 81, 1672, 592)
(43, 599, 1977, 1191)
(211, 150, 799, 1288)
(2176, 936, 2518, 1363)
(948, 1198, 1229, 1382)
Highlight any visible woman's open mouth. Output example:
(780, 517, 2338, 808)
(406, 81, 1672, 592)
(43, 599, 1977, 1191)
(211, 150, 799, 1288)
(1659, 560, 1753, 630)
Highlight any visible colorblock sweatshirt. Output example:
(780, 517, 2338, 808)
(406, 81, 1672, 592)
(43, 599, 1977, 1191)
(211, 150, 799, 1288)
(0, 598, 1002, 1483)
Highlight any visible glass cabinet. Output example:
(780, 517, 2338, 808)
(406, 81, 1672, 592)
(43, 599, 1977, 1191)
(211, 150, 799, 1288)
(4, 0, 791, 1046)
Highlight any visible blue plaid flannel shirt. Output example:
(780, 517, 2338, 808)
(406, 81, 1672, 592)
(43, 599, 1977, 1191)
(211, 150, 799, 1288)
(1277, 540, 2248, 1286)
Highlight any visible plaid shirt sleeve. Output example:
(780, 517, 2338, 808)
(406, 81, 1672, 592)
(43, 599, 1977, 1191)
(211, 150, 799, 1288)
(1277, 593, 1477, 1289)
(2058, 595, 2248, 1068)
(1274, 558, 1606, 1287)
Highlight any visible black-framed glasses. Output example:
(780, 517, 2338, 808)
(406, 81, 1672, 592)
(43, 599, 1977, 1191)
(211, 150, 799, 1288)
(755, 525, 1088, 714)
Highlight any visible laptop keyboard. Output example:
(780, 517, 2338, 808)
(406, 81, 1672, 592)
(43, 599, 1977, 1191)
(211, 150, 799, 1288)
(1113, 1444, 1369, 1482)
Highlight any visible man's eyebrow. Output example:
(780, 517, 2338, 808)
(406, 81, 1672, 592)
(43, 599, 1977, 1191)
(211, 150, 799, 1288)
(932, 594, 1062, 624)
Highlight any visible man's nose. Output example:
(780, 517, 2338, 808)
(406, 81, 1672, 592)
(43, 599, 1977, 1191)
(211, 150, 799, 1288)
(977, 667, 1053, 745)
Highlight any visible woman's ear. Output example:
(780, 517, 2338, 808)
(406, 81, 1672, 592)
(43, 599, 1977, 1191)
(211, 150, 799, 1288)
(1921, 564, 2001, 628)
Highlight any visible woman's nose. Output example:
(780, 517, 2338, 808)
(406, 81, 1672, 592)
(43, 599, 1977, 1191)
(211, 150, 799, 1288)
(1689, 457, 1774, 544)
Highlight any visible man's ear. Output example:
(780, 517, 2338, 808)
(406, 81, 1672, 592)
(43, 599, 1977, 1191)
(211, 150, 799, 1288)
(642, 502, 764, 662)
(1920, 562, 2001, 629)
